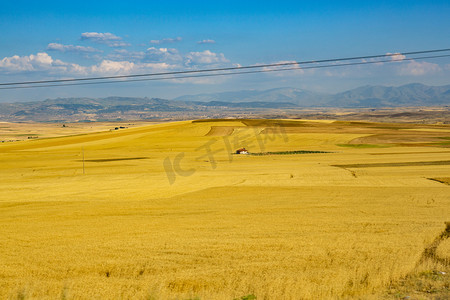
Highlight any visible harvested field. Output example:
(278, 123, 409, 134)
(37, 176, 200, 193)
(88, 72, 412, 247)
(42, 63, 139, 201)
(205, 126, 235, 136)
(333, 160, 450, 168)
(349, 132, 450, 144)
(1, 118, 449, 299)
(369, 151, 450, 155)
(80, 157, 150, 162)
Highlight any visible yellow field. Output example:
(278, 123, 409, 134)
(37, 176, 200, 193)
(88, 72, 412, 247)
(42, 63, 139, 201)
(0, 119, 449, 299)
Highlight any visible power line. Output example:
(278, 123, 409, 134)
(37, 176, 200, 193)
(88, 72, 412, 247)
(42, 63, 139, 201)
(1, 53, 449, 90)
(0, 48, 449, 87)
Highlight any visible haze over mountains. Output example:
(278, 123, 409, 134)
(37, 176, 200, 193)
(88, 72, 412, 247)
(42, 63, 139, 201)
(176, 83, 450, 107)
(175, 88, 320, 106)
(0, 83, 449, 122)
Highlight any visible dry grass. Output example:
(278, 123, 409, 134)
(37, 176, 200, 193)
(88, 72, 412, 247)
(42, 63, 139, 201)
(384, 264, 449, 299)
(383, 223, 449, 299)
(436, 239, 450, 260)
(0, 119, 449, 299)
(0, 121, 157, 142)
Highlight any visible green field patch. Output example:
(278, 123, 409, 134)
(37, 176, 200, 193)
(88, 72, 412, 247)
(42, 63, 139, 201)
(435, 141, 450, 146)
(16, 133, 40, 136)
(249, 150, 331, 156)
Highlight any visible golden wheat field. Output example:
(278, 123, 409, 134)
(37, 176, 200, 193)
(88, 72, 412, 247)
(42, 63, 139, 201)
(0, 119, 449, 299)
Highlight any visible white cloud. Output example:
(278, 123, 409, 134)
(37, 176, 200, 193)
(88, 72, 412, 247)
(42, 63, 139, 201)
(47, 43, 102, 53)
(81, 32, 121, 42)
(185, 50, 228, 65)
(0, 49, 234, 84)
(88, 60, 175, 76)
(150, 37, 182, 45)
(80, 32, 130, 47)
(197, 39, 216, 44)
(0, 52, 177, 77)
(107, 48, 183, 63)
(0, 52, 87, 74)
(105, 47, 228, 68)
(90, 60, 136, 75)
(398, 61, 441, 76)
(144, 47, 182, 63)
(387, 52, 406, 61)
(261, 61, 305, 76)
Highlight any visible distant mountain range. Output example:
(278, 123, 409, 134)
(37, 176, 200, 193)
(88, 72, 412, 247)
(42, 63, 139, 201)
(0, 97, 196, 122)
(175, 83, 450, 107)
(0, 83, 449, 121)
(328, 83, 450, 107)
(175, 87, 322, 106)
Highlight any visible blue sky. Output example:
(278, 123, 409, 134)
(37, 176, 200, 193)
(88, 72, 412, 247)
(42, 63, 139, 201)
(1, 1, 449, 101)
